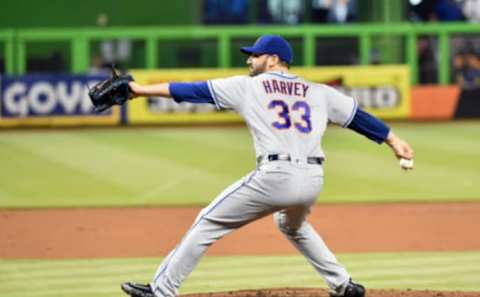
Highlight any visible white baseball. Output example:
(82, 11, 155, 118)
(399, 158, 414, 170)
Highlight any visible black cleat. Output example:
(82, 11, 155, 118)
(330, 279, 366, 297)
(121, 282, 155, 297)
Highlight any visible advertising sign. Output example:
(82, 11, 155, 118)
(129, 66, 410, 125)
(0, 74, 120, 127)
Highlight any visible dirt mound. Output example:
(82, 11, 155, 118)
(182, 288, 480, 297)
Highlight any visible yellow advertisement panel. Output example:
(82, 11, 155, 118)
(295, 66, 410, 119)
(129, 65, 410, 124)
(0, 108, 120, 128)
(129, 69, 243, 125)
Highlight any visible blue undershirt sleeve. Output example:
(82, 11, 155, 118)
(347, 108, 390, 144)
(168, 82, 215, 104)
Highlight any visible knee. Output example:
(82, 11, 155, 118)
(274, 212, 301, 236)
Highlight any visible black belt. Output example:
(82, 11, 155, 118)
(257, 154, 324, 165)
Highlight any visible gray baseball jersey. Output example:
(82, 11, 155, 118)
(151, 71, 357, 297)
(208, 71, 357, 159)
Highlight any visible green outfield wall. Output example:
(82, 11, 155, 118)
(0, 0, 199, 28)
(0, 0, 402, 29)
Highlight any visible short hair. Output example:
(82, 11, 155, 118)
(270, 54, 290, 68)
(279, 60, 290, 69)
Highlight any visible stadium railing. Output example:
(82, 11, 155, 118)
(0, 29, 14, 74)
(1, 23, 479, 85)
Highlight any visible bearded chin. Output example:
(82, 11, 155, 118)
(249, 62, 268, 77)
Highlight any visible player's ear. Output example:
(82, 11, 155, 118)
(268, 54, 280, 66)
(273, 55, 281, 64)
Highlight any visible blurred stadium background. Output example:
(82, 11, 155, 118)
(1, 0, 480, 297)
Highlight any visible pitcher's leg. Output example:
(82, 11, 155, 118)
(274, 207, 350, 292)
(151, 171, 271, 297)
(151, 218, 235, 297)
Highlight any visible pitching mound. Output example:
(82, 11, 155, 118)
(182, 288, 480, 297)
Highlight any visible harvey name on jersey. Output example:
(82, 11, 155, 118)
(261, 79, 310, 97)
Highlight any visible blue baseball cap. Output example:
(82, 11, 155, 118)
(240, 35, 293, 64)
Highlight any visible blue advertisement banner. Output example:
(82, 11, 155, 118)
(0, 74, 108, 118)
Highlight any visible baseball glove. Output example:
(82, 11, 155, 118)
(88, 67, 134, 112)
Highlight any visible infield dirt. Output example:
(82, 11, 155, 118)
(1, 202, 479, 297)
(183, 288, 480, 297)
(1, 202, 479, 258)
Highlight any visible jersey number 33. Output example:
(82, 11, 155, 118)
(268, 100, 312, 133)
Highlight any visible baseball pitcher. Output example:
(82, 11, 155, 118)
(116, 35, 414, 297)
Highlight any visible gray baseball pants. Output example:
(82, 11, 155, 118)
(150, 159, 350, 297)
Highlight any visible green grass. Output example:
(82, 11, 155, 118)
(0, 122, 479, 207)
(1, 251, 480, 297)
